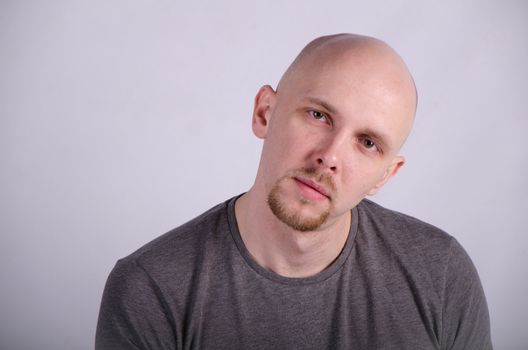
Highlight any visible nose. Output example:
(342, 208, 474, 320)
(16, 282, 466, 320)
(313, 133, 345, 173)
(315, 156, 337, 172)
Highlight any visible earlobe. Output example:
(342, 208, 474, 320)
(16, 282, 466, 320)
(252, 85, 276, 139)
(367, 156, 405, 196)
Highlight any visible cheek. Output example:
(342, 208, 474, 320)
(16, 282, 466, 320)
(271, 130, 311, 159)
(341, 159, 386, 191)
(260, 135, 299, 177)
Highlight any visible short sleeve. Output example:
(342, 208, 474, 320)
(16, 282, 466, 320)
(95, 258, 177, 350)
(441, 237, 492, 350)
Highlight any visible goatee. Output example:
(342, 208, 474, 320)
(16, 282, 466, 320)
(267, 168, 335, 232)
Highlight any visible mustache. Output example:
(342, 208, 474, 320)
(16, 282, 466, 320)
(291, 167, 337, 193)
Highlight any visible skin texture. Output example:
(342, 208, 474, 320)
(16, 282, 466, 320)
(235, 33, 417, 278)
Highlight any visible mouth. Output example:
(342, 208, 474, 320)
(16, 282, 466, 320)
(293, 176, 331, 200)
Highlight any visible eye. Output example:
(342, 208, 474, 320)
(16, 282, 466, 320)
(309, 110, 328, 122)
(362, 138, 376, 149)
(359, 137, 381, 153)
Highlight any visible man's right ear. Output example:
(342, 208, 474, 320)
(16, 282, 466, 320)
(252, 85, 276, 139)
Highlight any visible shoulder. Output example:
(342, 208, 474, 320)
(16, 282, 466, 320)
(357, 198, 449, 237)
(353, 200, 492, 348)
(356, 198, 454, 255)
(354, 199, 459, 295)
(355, 199, 487, 313)
(117, 198, 234, 282)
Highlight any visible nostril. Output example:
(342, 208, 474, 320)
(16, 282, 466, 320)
(317, 158, 324, 165)
(330, 166, 337, 172)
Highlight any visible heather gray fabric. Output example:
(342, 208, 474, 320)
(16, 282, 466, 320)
(96, 196, 492, 349)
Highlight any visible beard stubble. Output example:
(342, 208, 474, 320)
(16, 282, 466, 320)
(267, 168, 335, 232)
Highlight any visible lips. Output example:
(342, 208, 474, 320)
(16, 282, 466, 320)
(294, 177, 331, 199)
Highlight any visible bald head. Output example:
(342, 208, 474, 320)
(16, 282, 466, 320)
(276, 34, 417, 148)
(249, 33, 420, 223)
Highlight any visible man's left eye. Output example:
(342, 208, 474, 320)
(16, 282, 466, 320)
(362, 138, 377, 149)
(310, 110, 327, 121)
(363, 139, 376, 148)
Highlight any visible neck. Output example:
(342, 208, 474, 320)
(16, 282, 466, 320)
(235, 188, 351, 278)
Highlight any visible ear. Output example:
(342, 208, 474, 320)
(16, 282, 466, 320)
(367, 155, 405, 196)
(252, 85, 276, 139)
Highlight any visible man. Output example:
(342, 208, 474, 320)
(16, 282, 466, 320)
(96, 34, 492, 349)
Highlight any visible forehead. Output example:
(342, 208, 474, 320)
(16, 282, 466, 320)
(282, 58, 415, 151)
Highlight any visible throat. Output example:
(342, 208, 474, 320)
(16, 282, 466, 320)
(236, 191, 351, 278)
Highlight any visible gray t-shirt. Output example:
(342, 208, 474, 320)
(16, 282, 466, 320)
(96, 197, 492, 349)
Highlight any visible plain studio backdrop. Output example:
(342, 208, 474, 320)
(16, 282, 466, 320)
(1, 0, 526, 349)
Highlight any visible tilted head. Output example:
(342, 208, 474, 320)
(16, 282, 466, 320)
(251, 33, 418, 231)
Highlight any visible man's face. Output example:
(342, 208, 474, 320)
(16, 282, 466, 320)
(253, 51, 415, 232)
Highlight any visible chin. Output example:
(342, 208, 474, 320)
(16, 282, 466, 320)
(267, 187, 332, 232)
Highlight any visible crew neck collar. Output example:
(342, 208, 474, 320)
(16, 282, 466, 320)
(227, 194, 359, 285)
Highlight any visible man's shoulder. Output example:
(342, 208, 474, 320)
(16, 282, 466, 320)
(119, 197, 235, 274)
(355, 199, 456, 262)
(354, 200, 491, 348)
(358, 198, 452, 240)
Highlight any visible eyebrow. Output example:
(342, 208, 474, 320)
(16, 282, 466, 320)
(305, 97, 339, 115)
(359, 128, 391, 152)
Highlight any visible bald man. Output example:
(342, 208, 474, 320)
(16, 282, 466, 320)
(96, 34, 492, 349)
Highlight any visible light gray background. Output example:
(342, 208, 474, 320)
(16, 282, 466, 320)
(1, 0, 526, 349)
